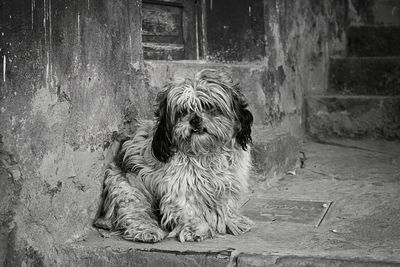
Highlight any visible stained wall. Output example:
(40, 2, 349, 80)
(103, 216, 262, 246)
(261, 0, 347, 135)
(0, 0, 154, 265)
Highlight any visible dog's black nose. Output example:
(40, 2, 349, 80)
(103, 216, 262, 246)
(190, 114, 202, 129)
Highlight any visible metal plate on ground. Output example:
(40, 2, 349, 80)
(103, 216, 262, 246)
(241, 198, 332, 227)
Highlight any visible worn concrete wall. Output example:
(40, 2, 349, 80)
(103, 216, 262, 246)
(0, 0, 155, 265)
(262, 0, 347, 135)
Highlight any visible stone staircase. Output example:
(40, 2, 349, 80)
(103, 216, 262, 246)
(307, 16, 400, 140)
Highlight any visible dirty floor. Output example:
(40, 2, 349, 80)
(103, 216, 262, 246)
(67, 139, 400, 266)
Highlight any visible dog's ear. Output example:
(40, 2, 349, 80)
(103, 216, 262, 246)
(151, 90, 175, 162)
(198, 69, 253, 150)
(232, 88, 253, 150)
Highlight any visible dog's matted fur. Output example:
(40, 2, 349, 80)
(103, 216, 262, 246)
(95, 69, 254, 243)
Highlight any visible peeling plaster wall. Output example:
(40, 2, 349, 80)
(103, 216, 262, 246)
(0, 0, 154, 265)
(262, 0, 347, 135)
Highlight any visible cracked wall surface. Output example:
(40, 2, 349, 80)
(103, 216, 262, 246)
(262, 0, 347, 136)
(0, 0, 347, 265)
(0, 0, 155, 265)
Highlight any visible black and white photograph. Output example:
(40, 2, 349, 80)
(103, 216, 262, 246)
(1, 0, 400, 266)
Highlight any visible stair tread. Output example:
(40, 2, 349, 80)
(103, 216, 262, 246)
(329, 57, 400, 96)
(347, 26, 400, 57)
(349, 25, 400, 29)
(332, 56, 400, 61)
(306, 95, 400, 140)
(309, 95, 400, 99)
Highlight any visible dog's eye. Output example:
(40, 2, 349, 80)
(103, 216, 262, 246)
(211, 107, 223, 115)
(202, 104, 223, 115)
(176, 109, 188, 119)
(201, 103, 214, 112)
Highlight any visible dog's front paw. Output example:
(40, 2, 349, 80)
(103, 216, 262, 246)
(94, 217, 112, 230)
(227, 213, 254, 236)
(177, 221, 214, 242)
(123, 225, 166, 243)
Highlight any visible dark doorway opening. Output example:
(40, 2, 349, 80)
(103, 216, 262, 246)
(142, 0, 265, 62)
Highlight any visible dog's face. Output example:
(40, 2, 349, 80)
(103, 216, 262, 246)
(152, 69, 253, 162)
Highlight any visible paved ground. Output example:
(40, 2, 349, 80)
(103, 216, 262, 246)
(66, 139, 400, 266)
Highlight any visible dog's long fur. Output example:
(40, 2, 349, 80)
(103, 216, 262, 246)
(95, 69, 254, 243)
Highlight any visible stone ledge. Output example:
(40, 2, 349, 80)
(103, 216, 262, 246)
(57, 236, 400, 267)
(237, 254, 400, 267)
(59, 244, 232, 267)
(348, 26, 400, 57)
(328, 57, 400, 96)
(306, 95, 400, 140)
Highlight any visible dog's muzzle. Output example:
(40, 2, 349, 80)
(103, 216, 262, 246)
(190, 114, 207, 135)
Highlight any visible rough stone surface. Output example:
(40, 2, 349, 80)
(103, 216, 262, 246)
(0, 0, 153, 265)
(263, 0, 347, 98)
(328, 57, 400, 96)
(0, 140, 22, 266)
(58, 246, 231, 267)
(237, 254, 400, 267)
(306, 96, 400, 140)
(348, 26, 400, 57)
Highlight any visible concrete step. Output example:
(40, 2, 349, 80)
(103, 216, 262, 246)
(60, 240, 400, 267)
(329, 57, 400, 95)
(306, 95, 400, 140)
(348, 26, 400, 57)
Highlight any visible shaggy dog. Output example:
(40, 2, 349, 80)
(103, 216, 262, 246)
(95, 69, 254, 243)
